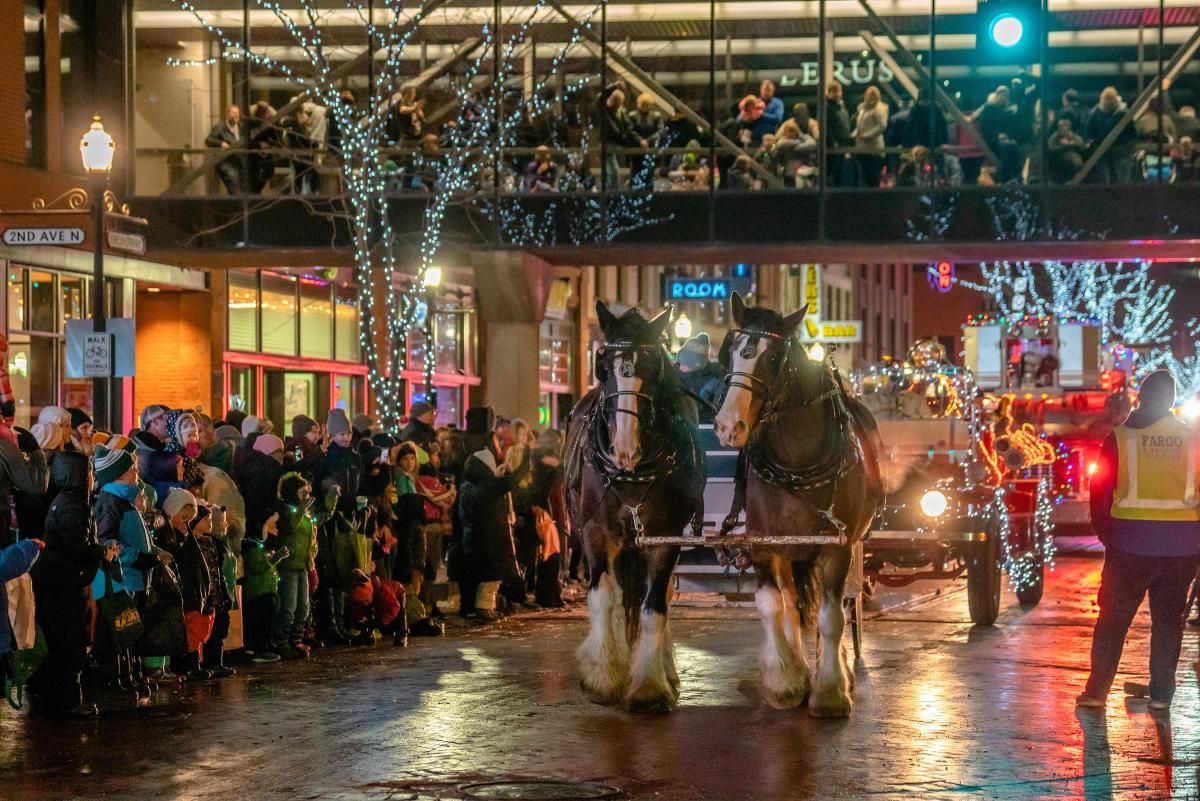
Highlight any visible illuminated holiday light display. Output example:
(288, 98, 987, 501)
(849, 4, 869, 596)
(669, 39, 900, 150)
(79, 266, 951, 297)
(170, 0, 645, 427)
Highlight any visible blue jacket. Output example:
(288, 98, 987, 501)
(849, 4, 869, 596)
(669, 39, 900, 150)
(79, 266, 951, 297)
(0, 540, 41, 658)
(91, 483, 155, 598)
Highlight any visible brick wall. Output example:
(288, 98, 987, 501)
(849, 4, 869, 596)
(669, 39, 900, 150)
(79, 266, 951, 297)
(134, 290, 214, 416)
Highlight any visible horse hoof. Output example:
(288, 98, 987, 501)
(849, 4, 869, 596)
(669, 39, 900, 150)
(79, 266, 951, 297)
(580, 679, 627, 707)
(762, 687, 809, 710)
(808, 694, 853, 718)
(626, 689, 677, 713)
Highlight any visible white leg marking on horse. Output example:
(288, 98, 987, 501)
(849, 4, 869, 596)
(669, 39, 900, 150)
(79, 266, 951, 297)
(577, 571, 630, 705)
(626, 609, 678, 712)
(757, 585, 811, 709)
(809, 596, 853, 718)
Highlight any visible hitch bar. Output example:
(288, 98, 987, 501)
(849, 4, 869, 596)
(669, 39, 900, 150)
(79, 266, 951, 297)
(635, 534, 846, 547)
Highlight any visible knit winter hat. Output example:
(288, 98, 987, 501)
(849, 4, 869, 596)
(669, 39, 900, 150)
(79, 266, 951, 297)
(677, 332, 711, 371)
(241, 415, 262, 437)
(214, 425, 242, 442)
(291, 414, 319, 440)
(465, 406, 495, 435)
(30, 422, 64, 450)
(352, 413, 373, 432)
(327, 408, 351, 436)
(1139, 369, 1176, 411)
(162, 487, 198, 522)
(92, 436, 137, 487)
(67, 407, 92, 430)
(252, 434, 285, 456)
(408, 402, 434, 420)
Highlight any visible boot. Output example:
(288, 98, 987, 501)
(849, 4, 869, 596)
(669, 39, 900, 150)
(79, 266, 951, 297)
(474, 581, 501, 623)
(409, 618, 445, 637)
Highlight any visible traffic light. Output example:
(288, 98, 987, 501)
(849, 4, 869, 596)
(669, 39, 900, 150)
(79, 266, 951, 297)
(976, 0, 1040, 62)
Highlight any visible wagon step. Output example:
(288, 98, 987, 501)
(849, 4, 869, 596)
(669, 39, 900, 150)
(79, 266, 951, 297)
(635, 534, 846, 547)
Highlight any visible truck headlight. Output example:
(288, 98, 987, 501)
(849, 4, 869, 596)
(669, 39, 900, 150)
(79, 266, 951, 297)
(919, 489, 949, 518)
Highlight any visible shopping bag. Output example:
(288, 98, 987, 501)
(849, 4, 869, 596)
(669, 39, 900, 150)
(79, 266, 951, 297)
(97, 569, 145, 652)
(5, 573, 36, 650)
(4, 626, 47, 710)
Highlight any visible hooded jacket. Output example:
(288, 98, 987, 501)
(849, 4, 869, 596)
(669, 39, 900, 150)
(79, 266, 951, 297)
(234, 445, 285, 541)
(275, 473, 319, 572)
(91, 482, 157, 598)
(31, 451, 103, 588)
(154, 521, 212, 613)
(458, 453, 525, 583)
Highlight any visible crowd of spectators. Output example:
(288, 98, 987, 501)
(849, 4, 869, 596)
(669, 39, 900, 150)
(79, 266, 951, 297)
(0, 394, 572, 719)
(202, 75, 1200, 196)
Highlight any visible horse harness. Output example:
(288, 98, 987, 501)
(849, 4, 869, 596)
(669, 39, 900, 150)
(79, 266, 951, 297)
(578, 340, 698, 539)
(719, 326, 861, 547)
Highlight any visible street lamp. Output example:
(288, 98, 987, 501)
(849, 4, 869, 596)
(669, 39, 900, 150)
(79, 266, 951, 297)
(80, 116, 114, 432)
(674, 312, 693, 341)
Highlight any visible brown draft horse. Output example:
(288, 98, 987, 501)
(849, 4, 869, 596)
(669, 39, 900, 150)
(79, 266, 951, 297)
(713, 293, 883, 717)
(564, 302, 705, 712)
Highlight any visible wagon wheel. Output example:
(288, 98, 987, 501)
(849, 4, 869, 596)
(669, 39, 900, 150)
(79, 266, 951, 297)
(967, 517, 1002, 626)
(1015, 553, 1045, 607)
(845, 594, 864, 660)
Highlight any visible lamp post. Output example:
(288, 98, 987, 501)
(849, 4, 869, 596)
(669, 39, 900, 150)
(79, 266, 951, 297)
(80, 116, 115, 432)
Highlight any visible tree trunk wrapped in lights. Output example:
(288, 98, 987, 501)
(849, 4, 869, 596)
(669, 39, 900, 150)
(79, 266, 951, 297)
(172, 0, 667, 428)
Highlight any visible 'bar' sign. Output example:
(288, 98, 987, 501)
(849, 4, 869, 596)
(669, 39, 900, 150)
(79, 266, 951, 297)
(2, 227, 86, 246)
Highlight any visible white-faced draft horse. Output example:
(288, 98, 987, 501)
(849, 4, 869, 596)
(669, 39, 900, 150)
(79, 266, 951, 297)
(714, 293, 883, 717)
(564, 302, 705, 712)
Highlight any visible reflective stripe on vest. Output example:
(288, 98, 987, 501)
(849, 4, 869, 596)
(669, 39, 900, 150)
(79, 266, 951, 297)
(1112, 416, 1200, 521)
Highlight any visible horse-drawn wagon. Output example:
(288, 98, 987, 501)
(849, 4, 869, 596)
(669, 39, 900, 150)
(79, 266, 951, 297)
(852, 342, 1056, 626)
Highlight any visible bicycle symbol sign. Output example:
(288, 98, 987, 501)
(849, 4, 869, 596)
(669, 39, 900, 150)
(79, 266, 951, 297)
(83, 333, 113, 378)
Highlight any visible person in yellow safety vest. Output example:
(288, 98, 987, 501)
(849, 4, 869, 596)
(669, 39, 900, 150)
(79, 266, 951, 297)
(1077, 369, 1200, 711)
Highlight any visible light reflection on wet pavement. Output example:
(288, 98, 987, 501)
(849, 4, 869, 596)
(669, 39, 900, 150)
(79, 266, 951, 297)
(2, 556, 1198, 801)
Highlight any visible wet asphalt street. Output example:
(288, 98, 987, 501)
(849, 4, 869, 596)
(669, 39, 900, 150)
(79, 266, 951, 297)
(2, 555, 1199, 801)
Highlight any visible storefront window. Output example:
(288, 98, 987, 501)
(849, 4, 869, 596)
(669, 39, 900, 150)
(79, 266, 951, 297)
(299, 279, 333, 359)
(539, 322, 571, 387)
(61, 275, 87, 329)
(331, 373, 366, 415)
(266, 369, 317, 424)
(260, 273, 298, 356)
(435, 312, 459, 373)
(228, 272, 258, 351)
(334, 288, 360, 363)
(8, 267, 26, 331)
(28, 271, 56, 332)
(9, 333, 56, 430)
(229, 365, 256, 415)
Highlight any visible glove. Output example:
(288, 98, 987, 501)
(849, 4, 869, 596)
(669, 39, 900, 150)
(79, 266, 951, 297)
(13, 426, 39, 454)
(0, 400, 14, 420)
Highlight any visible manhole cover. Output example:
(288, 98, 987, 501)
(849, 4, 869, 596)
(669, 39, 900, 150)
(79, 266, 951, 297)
(460, 780, 621, 800)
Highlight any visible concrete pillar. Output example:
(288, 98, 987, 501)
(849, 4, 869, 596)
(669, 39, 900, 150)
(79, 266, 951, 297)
(472, 251, 556, 425)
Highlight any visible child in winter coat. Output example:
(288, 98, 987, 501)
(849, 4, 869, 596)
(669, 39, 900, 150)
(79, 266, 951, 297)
(91, 438, 168, 697)
(30, 451, 110, 717)
(193, 503, 236, 678)
(273, 472, 324, 659)
(346, 568, 407, 646)
(242, 511, 286, 662)
(153, 488, 212, 681)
